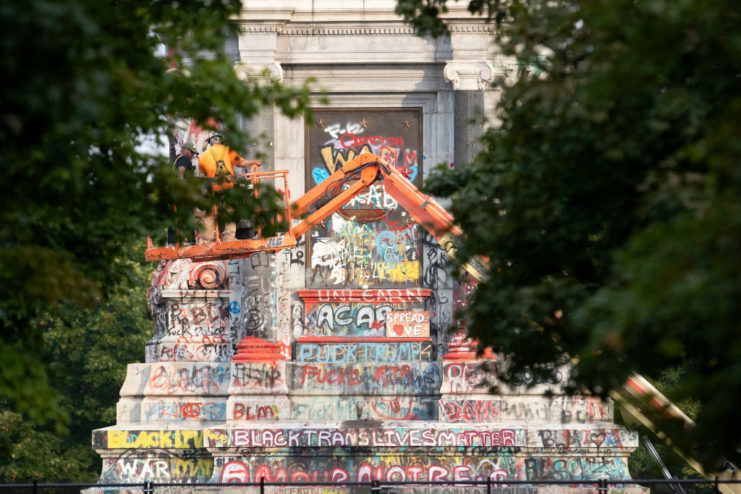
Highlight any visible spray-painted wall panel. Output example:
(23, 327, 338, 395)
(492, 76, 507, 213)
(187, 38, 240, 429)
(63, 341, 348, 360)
(228, 397, 291, 422)
(211, 453, 631, 483)
(440, 361, 569, 395)
(290, 396, 438, 421)
(95, 429, 206, 450)
(145, 259, 238, 363)
(289, 362, 442, 395)
(230, 362, 289, 394)
(240, 252, 277, 340)
(146, 336, 233, 362)
(208, 426, 524, 449)
(101, 454, 213, 483)
(439, 396, 613, 425)
(298, 289, 431, 337)
(205, 426, 636, 452)
(140, 398, 227, 425)
(118, 363, 231, 397)
(295, 341, 435, 363)
(306, 109, 423, 288)
(302, 302, 409, 337)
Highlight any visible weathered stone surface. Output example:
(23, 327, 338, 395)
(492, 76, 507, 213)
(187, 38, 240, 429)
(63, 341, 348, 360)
(290, 395, 438, 421)
(227, 396, 291, 422)
(438, 396, 614, 425)
(119, 362, 231, 397)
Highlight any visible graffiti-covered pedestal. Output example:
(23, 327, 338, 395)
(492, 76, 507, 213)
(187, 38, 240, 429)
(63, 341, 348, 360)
(94, 260, 644, 492)
(94, 107, 644, 492)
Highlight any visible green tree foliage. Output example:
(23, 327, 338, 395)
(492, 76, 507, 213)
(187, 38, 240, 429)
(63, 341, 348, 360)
(0, 0, 312, 427)
(0, 253, 151, 481)
(407, 0, 741, 468)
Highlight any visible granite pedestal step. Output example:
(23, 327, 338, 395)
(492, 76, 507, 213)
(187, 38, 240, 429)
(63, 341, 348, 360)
(93, 422, 639, 488)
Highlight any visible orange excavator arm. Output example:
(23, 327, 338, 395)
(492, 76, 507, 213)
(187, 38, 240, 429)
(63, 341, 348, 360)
(145, 153, 489, 281)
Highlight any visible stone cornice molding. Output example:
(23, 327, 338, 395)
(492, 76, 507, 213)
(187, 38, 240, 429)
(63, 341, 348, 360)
(444, 60, 495, 90)
(448, 24, 496, 33)
(280, 25, 415, 36)
(238, 25, 283, 33)
(237, 23, 494, 36)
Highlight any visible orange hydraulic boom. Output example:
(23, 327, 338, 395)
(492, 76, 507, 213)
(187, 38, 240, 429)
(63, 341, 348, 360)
(145, 153, 489, 280)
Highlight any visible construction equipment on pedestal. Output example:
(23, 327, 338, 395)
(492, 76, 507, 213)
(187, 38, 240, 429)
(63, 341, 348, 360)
(146, 153, 488, 281)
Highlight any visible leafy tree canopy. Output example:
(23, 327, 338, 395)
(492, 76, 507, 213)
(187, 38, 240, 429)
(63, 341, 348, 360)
(0, 0, 312, 427)
(0, 251, 151, 481)
(403, 0, 741, 468)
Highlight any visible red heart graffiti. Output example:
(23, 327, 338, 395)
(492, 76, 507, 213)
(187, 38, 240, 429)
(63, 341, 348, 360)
(393, 324, 405, 336)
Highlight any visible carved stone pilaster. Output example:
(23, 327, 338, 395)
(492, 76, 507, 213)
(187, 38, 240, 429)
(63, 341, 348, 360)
(443, 60, 495, 90)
